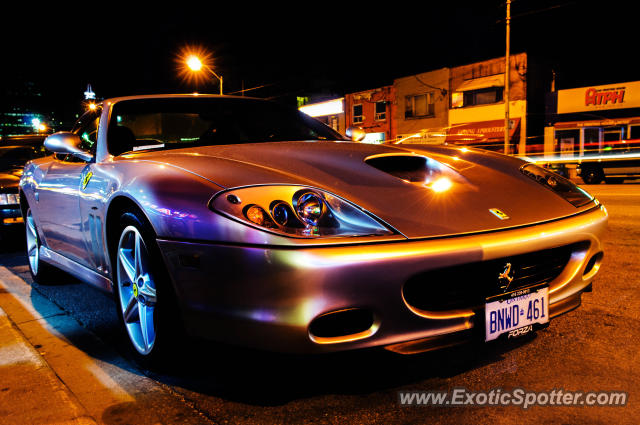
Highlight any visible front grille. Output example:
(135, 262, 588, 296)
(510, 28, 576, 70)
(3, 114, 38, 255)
(403, 243, 584, 312)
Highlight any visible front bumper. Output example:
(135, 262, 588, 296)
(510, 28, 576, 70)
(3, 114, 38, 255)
(157, 205, 607, 354)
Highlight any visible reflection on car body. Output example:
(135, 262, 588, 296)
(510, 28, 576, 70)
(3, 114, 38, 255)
(19, 94, 607, 361)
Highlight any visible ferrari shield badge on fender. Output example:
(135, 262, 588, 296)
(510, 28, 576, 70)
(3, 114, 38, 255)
(489, 208, 510, 220)
(82, 171, 93, 190)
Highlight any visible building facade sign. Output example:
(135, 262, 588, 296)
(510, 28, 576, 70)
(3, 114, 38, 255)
(446, 118, 520, 142)
(557, 81, 640, 114)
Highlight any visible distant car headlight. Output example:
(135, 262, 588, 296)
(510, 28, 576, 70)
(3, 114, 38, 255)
(520, 163, 594, 207)
(210, 185, 395, 238)
(0, 193, 19, 205)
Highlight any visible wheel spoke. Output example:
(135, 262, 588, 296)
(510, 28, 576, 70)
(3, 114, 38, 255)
(118, 248, 136, 284)
(27, 217, 37, 238)
(135, 233, 143, 277)
(123, 296, 139, 323)
(139, 305, 155, 352)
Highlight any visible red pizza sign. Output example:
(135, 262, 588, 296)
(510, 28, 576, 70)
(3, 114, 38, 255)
(558, 81, 640, 114)
(585, 87, 625, 106)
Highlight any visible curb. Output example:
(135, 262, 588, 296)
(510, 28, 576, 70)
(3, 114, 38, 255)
(0, 305, 97, 425)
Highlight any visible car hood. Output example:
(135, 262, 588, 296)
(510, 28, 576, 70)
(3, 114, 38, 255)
(125, 142, 595, 239)
(0, 168, 22, 191)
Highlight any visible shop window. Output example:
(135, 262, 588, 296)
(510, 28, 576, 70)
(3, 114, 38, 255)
(603, 126, 624, 154)
(405, 93, 434, 119)
(584, 128, 600, 154)
(353, 104, 363, 124)
(375, 101, 386, 121)
(452, 87, 504, 108)
(627, 125, 640, 152)
(556, 129, 579, 158)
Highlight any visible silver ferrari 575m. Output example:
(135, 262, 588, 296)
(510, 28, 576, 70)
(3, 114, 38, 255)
(19, 94, 607, 361)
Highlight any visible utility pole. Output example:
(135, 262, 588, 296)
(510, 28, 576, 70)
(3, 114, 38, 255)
(504, 0, 511, 155)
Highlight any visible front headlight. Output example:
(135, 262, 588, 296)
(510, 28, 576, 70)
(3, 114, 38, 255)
(210, 185, 395, 238)
(520, 163, 594, 207)
(0, 193, 19, 205)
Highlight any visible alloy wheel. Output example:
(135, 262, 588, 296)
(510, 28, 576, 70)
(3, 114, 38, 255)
(26, 209, 39, 275)
(116, 225, 158, 355)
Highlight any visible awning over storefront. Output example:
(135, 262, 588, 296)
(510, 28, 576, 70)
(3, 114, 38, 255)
(446, 118, 520, 144)
(554, 117, 640, 129)
(454, 74, 505, 92)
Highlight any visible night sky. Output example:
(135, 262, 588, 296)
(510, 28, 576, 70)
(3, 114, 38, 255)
(1, 1, 637, 122)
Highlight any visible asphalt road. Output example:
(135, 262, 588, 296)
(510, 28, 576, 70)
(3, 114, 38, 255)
(0, 183, 638, 424)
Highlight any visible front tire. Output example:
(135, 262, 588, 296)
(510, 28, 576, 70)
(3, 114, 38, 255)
(114, 211, 180, 363)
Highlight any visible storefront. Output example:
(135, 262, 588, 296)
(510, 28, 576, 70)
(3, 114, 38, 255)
(546, 80, 640, 157)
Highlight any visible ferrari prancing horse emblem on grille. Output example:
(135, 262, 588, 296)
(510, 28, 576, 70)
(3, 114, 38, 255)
(498, 262, 515, 292)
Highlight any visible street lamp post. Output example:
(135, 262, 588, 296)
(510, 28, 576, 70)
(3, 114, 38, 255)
(186, 55, 223, 95)
(504, 0, 511, 155)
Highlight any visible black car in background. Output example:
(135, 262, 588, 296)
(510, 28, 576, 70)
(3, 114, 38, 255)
(0, 135, 48, 237)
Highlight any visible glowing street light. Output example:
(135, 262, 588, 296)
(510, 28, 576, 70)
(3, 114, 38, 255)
(187, 55, 223, 95)
(177, 46, 223, 95)
(186, 55, 203, 72)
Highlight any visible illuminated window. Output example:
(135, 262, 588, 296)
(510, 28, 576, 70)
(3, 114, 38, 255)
(330, 116, 338, 131)
(353, 104, 363, 124)
(452, 87, 504, 108)
(374, 101, 386, 121)
(405, 93, 434, 118)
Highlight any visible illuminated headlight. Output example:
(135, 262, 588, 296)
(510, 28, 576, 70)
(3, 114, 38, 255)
(295, 192, 324, 226)
(0, 193, 19, 205)
(520, 163, 594, 207)
(210, 185, 395, 238)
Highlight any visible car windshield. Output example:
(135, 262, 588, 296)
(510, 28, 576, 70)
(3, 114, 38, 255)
(108, 97, 347, 155)
(0, 145, 47, 170)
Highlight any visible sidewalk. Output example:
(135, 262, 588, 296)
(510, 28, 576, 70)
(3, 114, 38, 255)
(0, 264, 215, 425)
(0, 305, 96, 425)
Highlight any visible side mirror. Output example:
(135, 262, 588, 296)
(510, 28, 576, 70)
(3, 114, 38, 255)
(44, 132, 94, 162)
(346, 127, 366, 142)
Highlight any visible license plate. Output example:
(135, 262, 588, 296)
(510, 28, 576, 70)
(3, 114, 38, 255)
(485, 286, 549, 342)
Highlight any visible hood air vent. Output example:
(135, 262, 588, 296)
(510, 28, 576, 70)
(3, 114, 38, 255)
(365, 154, 445, 183)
